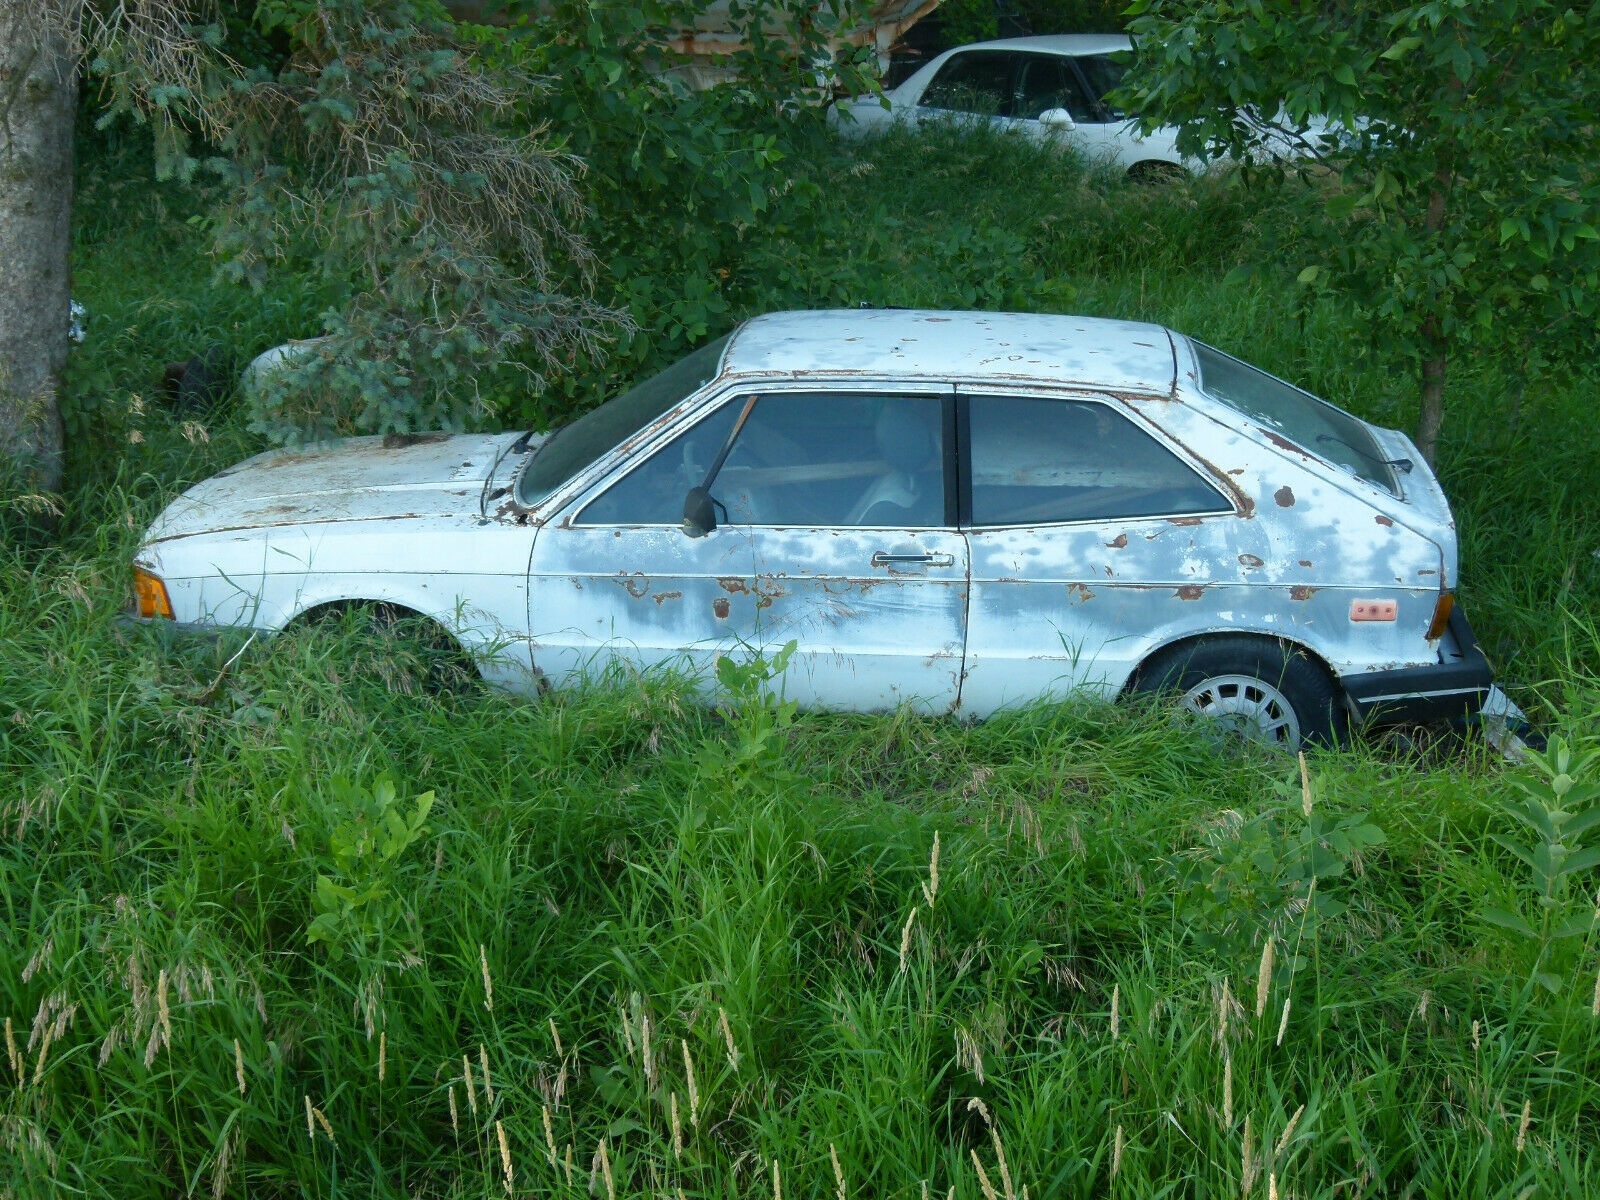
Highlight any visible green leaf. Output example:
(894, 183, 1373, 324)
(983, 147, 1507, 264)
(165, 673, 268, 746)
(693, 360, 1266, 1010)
(1296, 265, 1322, 284)
(1332, 64, 1357, 88)
(1380, 36, 1423, 59)
(1480, 906, 1537, 937)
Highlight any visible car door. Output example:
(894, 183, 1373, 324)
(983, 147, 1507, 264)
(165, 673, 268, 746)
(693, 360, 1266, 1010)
(912, 49, 1019, 131)
(957, 388, 1264, 715)
(527, 385, 969, 713)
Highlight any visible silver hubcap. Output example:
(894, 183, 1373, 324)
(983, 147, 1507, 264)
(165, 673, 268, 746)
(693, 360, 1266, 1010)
(1180, 674, 1301, 748)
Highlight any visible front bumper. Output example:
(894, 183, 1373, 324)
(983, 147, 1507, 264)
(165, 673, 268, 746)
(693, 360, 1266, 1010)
(1339, 605, 1494, 727)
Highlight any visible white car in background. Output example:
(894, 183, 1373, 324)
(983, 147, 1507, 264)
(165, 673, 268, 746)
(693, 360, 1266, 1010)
(829, 35, 1192, 179)
(130, 308, 1500, 750)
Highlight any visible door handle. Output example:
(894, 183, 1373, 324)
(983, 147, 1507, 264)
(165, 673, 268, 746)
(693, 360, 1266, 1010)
(871, 551, 955, 568)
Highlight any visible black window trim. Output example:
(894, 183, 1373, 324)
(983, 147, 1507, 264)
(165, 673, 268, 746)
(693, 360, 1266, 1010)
(954, 387, 1237, 530)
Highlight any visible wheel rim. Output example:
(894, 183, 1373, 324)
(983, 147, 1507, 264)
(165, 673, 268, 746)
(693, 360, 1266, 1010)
(1180, 673, 1302, 748)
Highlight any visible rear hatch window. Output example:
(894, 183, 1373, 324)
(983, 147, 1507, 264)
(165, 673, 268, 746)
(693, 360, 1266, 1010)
(1191, 341, 1398, 495)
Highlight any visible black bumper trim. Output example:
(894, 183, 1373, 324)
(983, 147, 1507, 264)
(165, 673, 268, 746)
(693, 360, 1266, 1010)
(1340, 605, 1494, 727)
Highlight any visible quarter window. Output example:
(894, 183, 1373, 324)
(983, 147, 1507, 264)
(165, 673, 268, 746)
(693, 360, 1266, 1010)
(967, 394, 1229, 525)
(580, 393, 947, 528)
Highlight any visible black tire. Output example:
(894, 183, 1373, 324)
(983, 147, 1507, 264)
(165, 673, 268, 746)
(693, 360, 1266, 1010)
(1130, 635, 1343, 749)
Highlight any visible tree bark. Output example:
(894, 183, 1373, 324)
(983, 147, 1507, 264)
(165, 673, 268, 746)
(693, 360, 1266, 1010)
(0, 4, 75, 504)
(1414, 172, 1451, 467)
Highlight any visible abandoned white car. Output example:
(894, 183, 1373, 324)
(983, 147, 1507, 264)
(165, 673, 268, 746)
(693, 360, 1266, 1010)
(132, 308, 1493, 748)
(828, 35, 1192, 178)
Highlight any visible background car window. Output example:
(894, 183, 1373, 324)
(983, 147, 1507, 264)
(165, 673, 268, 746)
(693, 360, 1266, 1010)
(919, 51, 1015, 117)
(968, 394, 1228, 525)
(1014, 54, 1095, 122)
(1073, 55, 1127, 118)
(581, 393, 947, 527)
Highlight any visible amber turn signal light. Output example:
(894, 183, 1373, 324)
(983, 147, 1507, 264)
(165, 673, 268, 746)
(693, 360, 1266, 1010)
(1425, 591, 1455, 641)
(133, 566, 174, 619)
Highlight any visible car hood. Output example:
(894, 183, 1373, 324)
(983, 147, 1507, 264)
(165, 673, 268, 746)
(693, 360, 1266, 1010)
(143, 431, 540, 545)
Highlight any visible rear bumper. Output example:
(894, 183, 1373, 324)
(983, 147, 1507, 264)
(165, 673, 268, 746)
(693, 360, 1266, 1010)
(1339, 606, 1494, 726)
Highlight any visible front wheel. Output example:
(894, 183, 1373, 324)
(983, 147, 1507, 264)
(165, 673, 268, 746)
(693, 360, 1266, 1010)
(1130, 636, 1343, 750)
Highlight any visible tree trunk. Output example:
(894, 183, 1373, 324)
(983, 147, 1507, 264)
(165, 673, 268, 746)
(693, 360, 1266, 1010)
(0, 4, 75, 506)
(1413, 174, 1451, 468)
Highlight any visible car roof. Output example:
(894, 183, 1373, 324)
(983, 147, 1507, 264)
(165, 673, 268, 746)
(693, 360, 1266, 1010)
(720, 309, 1177, 395)
(934, 34, 1132, 58)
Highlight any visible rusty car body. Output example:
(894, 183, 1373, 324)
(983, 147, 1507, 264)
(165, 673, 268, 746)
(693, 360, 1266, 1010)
(132, 309, 1493, 747)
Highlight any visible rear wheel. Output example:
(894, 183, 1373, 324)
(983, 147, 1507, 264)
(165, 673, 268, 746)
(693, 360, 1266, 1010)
(1131, 636, 1343, 750)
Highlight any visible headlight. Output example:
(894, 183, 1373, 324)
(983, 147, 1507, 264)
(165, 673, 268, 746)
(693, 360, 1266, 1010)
(132, 566, 174, 619)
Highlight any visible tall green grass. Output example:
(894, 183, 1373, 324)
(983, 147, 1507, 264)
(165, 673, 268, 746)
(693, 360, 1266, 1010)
(4, 117, 1599, 1199)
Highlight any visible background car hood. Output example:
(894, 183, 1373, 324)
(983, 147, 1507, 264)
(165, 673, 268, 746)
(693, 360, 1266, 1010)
(144, 431, 537, 544)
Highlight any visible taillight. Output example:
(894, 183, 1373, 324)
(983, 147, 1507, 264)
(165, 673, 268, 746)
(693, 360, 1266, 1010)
(133, 566, 174, 619)
(1425, 591, 1455, 640)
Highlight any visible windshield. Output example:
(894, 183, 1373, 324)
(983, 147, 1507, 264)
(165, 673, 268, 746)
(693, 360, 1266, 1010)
(514, 335, 730, 507)
(1191, 341, 1397, 495)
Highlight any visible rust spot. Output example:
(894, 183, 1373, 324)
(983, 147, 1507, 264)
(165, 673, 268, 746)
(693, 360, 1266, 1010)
(1168, 516, 1202, 527)
(1274, 485, 1295, 507)
(1375, 515, 1394, 527)
(1106, 533, 1128, 549)
(718, 577, 749, 594)
(571, 579, 583, 590)
(1238, 554, 1264, 569)
(1417, 568, 1436, 576)
(1298, 559, 1313, 568)
(1290, 585, 1318, 601)
(712, 597, 730, 619)
(653, 590, 682, 606)
(1228, 469, 1245, 476)
(1067, 583, 1096, 602)
(1262, 429, 1310, 457)
(615, 573, 649, 599)
(1175, 585, 1206, 600)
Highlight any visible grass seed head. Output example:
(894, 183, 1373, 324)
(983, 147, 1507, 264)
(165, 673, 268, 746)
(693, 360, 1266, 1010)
(313, 1103, 335, 1143)
(682, 1038, 700, 1128)
(480, 1044, 495, 1108)
(899, 907, 918, 972)
(971, 1149, 999, 1200)
(544, 1104, 558, 1166)
(922, 831, 941, 907)
(449, 1085, 460, 1136)
(1241, 1116, 1256, 1198)
(642, 1011, 654, 1085)
(1255, 940, 1275, 1019)
(1516, 1098, 1532, 1153)
(497, 1120, 514, 1191)
(719, 1006, 739, 1069)
(831, 1142, 846, 1200)
(464, 1054, 478, 1116)
(599, 1136, 615, 1200)
(480, 944, 494, 1014)
(305, 1094, 314, 1143)
(1111, 1125, 1124, 1179)
(1592, 967, 1600, 1018)
(1275, 1104, 1304, 1156)
(771, 1157, 782, 1200)
(991, 1127, 1016, 1200)
(1223, 1052, 1233, 1128)
(5, 1016, 17, 1080)
(378, 1031, 386, 1085)
(550, 1017, 563, 1058)
(1298, 751, 1312, 817)
(1276, 995, 1292, 1046)
(671, 1091, 683, 1158)
(235, 1038, 246, 1096)
(1110, 983, 1120, 1041)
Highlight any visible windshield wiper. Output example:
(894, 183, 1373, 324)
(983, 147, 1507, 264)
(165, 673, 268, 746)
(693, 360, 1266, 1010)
(1315, 433, 1413, 476)
(479, 432, 540, 519)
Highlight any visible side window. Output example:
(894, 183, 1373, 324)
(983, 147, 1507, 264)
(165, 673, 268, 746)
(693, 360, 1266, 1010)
(919, 51, 1015, 117)
(580, 392, 947, 528)
(1073, 55, 1127, 119)
(1014, 54, 1095, 122)
(577, 403, 741, 525)
(967, 394, 1229, 525)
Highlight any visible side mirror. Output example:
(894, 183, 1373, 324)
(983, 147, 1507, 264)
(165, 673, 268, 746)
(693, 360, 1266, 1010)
(681, 486, 718, 538)
(1038, 107, 1076, 130)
